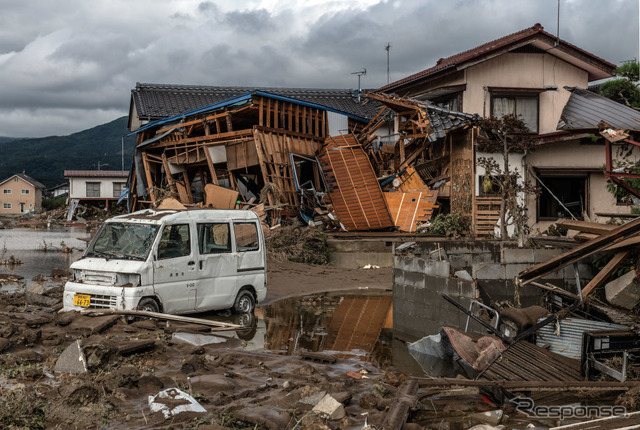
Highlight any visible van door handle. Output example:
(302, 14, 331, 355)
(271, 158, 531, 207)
(188, 261, 195, 266)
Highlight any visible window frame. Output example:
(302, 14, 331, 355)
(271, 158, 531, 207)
(490, 90, 540, 134)
(21, 189, 30, 195)
(3, 203, 12, 209)
(197, 222, 232, 255)
(86, 182, 101, 198)
(536, 172, 589, 221)
(157, 223, 191, 260)
(233, 222, 260, 252)
(112, 182, 127, 198)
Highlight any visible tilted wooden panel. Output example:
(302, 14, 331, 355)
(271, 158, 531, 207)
(384, 190, 438, 232)
(318, 135, 393, 231)
(475, 196, 501, 236)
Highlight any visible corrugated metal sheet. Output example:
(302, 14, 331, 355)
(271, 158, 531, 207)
(318, 135, 394, 231)
(536, 317, 627, 359)
(327, 111, 349, 137)
(557, 87, 640, 131)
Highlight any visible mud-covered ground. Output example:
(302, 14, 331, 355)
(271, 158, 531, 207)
(0, 261, 411, 429)
(1, 260, 637, 429)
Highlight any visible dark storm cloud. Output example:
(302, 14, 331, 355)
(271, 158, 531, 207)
(0, 0, 637, 137)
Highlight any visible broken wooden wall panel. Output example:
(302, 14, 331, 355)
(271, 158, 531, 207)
(225, 139, 259, 171)
(396, 166, 427, 191)
(384, 191, 437, 232)
(204, 184, 239, 209)
(318, 135, 394, 231)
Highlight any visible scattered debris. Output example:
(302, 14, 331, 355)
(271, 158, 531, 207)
(148, 388, 207, 419)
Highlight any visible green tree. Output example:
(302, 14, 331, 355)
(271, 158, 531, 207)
(478, 114, 538, 240)
(600, 61, 640, 108)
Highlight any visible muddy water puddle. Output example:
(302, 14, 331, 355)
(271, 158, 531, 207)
(0, 227, 90, 290)
(197, 289, 430, 376)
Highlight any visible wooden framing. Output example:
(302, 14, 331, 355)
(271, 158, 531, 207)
(131, 93, 334, 212)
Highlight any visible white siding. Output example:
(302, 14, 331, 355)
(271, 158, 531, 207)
(327, 112, 349, 137)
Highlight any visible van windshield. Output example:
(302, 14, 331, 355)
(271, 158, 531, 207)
(86, 222, 159, 261)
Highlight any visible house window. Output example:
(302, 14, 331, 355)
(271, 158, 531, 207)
(3, 203, 11, 209)
(538, 174, 588, 220)
(433, 93, 462, 112)
(491, 94, 539, 133)
(3, 189, 10, 194)
(21, 189, 29, 194)
(113, 182, 127, 198)
(86, 182, 100, 198)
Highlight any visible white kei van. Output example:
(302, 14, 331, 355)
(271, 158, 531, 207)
(63, 209, 266, 315)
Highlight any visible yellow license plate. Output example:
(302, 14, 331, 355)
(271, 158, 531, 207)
(73, 294, 91, 307)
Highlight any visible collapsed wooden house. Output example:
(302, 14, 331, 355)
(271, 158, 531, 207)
(127, 84, 381, 217)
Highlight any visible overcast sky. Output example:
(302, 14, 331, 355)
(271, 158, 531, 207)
(0, 0, 637, 138)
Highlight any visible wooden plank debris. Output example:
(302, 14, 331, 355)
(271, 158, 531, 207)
(81, 309, 242, 329)
(518, 217, 640, 285)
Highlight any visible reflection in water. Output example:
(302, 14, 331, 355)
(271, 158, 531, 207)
(262, 292, 394, 367)
(201, 291, 429, 374)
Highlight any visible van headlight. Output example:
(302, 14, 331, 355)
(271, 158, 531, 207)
(73, 269, 84, 282)
(115, 273, 141, 287)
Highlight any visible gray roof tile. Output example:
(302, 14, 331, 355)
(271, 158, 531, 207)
(558, 87, 640, 131)
(132, 83, 381, 121)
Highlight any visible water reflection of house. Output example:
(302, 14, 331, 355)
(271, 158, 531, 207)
(263, 294, 392, 361)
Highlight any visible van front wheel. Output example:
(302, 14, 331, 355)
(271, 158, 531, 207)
(137, 298, 160, 313)
(233, 290, 255, 314)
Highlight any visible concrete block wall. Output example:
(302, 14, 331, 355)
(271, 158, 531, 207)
(393, 255, 476, 341)
(393, 241, 593, 340)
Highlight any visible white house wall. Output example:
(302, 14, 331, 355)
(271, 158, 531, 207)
(69, 177, 128, 199)
(464, 52, 588, 134)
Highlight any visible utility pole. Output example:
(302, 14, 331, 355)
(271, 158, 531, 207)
(385, 42, 391, 85)
(121, 136, 125, 171)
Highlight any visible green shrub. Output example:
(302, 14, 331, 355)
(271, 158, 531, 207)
(429, 213, 468, 236)
(42, 195, 67, 211)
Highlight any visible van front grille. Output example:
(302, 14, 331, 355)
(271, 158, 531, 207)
(82, 272, 116, 285)
(89, 295, 117, 309)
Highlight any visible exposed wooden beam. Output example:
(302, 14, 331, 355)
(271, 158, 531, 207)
(582, 250, 632, 297)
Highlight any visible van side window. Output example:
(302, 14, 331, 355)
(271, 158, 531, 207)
(197, 223, 231, 254)
(234, 222, 259, 252)
(157, 224, 190, 259)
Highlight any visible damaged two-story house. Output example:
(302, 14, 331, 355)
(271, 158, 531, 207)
(377, 23, 639, 235)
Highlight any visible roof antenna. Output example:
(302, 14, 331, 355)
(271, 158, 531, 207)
(351, 69, 366, 103)
(385, 43, 391, 85)
(556, 0, 560, 46)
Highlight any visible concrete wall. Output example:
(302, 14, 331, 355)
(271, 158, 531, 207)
(393, 241, 592, 341)
(328, 239, 395, 268)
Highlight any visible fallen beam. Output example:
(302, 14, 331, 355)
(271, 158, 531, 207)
(381, 380, 419, 430)
(416, 378, 640, 391)
(80, 309, 242, 329)
(555, 219, 617, 235)
(582, 250, 632, 297)
(518, 217, 640, 285)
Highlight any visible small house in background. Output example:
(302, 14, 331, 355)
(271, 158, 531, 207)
(0, 173, 45, 215)
(45, 183, 70, 199)
(64, 170, 129, 209)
